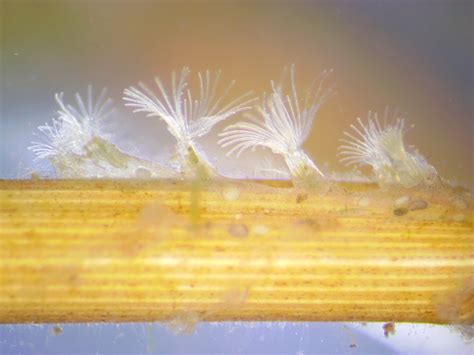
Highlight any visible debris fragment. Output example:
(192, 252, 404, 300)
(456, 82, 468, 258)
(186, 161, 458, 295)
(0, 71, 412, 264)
(222, 287, 249, 308)
(223, 187, 240, 201)
(295, 218, 320, 231)
(52, 325, 63, 335)
(31, 172, 41, 181)
(296, 193, 308, 203)
(342, 324, 358, 350)
(358, 197, 371, 207)
(394, 196, 410, 208)
(383, 322, 395, 337)
(393, 207, 408, 216)
(295, 217, 340, 232)
(451, 324, 474, 342)
(453, 214, 465, 222)
(453, 198, 468, 210)
(437, 276, 474, 324)
(168, 310, 200, 335)
(138, 203, 182, 229)
(409, 199, 428, 211)
(228, 223, 249, 238)
(252, 224, 269, 235)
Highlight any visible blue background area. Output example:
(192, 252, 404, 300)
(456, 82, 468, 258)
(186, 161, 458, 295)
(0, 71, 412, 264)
(1, 322, 395, 354)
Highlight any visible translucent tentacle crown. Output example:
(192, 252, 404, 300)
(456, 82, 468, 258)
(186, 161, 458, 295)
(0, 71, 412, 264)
(338, 109, 438, 187)
(218, 65, 335, 182)
(123, 67, 255, 178)
(29, 86, 176, 178)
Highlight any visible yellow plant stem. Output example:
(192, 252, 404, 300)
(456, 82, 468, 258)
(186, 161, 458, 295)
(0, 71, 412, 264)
(0, 179, 473, 324)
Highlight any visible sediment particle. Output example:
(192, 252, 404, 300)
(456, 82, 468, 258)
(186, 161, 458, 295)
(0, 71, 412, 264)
(409, 199, 428, 211)
(296, 193, 308, 203)
(228, 223, 249, 238)
(296, 218, 320, 231)
(223, 187, 240, 201)
(383, 322, 395, 337)
(394, 196, 410, 208)
(31, 172, 41, 181)
(453, 214, 465, 222)
(358, 197, 371, 207)
(168, 310, 200, 335)
(437, 276, 474, 324)
(393, 207, 408, 216)
(453, 198, 468, 210)
(252, 224, 269, 235)
(52, 325, 63, 335)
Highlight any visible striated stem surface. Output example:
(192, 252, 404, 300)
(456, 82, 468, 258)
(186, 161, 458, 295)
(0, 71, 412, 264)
(0, 179, 472, 324)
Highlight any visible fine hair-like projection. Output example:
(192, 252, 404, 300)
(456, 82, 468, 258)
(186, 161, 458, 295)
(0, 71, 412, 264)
(218, 65, 335, 182)
(29, 86, 176, 179)
(27, 68, 445, 188)
(29, 86, 113, 160)
(338, 109, 438, 187)
(123, 67, 255, 177)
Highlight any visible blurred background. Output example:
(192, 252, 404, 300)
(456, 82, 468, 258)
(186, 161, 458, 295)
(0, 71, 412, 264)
(1, 0, 472, 186)
(0, 0, 473, 354)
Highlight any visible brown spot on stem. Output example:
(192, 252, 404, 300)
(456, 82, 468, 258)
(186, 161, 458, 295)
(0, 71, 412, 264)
(228, 223, 249, 238)
(296, 193, 308, 203)
(409, 199, 428, 211)
(393, 207, 408, 216)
